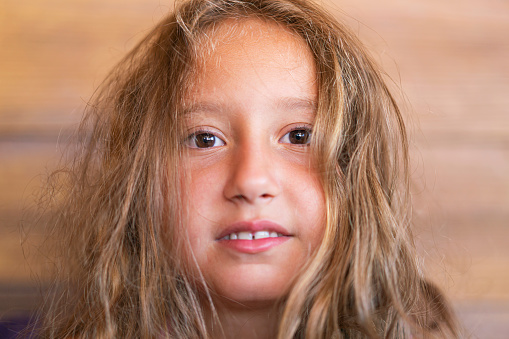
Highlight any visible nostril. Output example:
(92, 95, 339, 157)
(260, 193, 272, 199)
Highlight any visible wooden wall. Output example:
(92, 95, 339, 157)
(1, 0, 508, 336)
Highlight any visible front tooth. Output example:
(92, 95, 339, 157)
(270, 232, 278, 238)
(230, 233, 238, 240)
(238, 232, 253, 240)
(254, 231, 270, 239)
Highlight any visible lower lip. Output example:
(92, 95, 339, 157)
(217, 237, 290, 254)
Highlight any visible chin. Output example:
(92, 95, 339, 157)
(208, 267, 295, 307)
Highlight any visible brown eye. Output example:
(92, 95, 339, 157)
(187, 132, 225, 148)
(289, 130, 310, 144)
(280, 128, 311, 145)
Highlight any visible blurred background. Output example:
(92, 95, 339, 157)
(0, 0, 507, 337)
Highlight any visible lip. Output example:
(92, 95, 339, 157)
(216, 220, 291, 240)
(216, 220, 291, 254)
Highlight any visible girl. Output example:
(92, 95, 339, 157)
(37, 0, 459, 337)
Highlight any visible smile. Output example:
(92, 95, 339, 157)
(216, 220, 291, 241)
(216, 220, 291, 254)
(220, 231, 284, 240)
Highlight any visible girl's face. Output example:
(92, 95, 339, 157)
(182, 20, 325, 306)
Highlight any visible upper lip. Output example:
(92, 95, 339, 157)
(216, 220, 291, 240)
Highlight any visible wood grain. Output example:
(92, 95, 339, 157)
(1, 0, 508, 336)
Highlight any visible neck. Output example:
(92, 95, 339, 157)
(206, 299, 280, 339)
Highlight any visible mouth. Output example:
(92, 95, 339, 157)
(216, 220, 291, 254)
(219, 231, 285, 241)
(216, 220, 291, 240)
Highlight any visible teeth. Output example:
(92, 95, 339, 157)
(223, 231, 284, 240)
(238, 232, 254, 240)
(254, 231, 270, 239)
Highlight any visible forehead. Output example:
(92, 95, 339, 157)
(195, 19, 314, 73)
(198, 18, 307, 53)
(186, 18, 317, 103)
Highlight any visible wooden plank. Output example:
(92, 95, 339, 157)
(1, 0, 508, 336)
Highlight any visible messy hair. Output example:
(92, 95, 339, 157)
(37, 0, 458, 338)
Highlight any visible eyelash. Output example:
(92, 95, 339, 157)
(185, 129, 225, 149)
(279, 125, 312, 146)
(184, 125, 312, 149)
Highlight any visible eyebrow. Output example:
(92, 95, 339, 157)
(276, 97, 317, 115)
(184, 97, 317, 116)
(183, 102, 224, 116)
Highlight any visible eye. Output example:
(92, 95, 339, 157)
(186, 132, 226, 149)
(280, 127, 312, 145)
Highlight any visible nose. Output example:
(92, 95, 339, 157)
(223, 142, 281, 205)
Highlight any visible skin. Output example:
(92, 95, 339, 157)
(182, 19, 325, 338)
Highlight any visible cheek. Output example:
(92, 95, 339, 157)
(178, 165, 206, 256)
(187, 156, 226, 196)
(287, 167, 326, 247)
(181, 164, 226, 251)
(186, 167, 224, 219)
(306, 189, 326, 249)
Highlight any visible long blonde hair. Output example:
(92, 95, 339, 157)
(37, 0, 458, 337)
